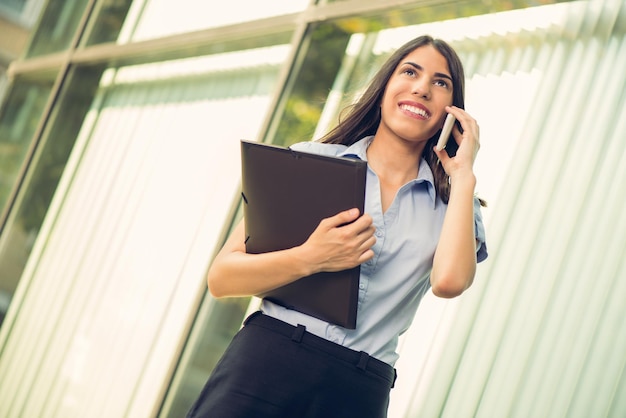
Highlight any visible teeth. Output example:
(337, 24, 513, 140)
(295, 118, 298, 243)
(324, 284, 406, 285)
(400, 104, 429, 118)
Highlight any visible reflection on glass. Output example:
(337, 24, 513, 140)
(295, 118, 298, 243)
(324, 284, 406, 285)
(0, 0, 26, 15)
(0, 65, 104, 328)
(160, 293, 251, 418)
(272, 23, 352, 147)
(122, 0, 309, 42)
(84, 0, 134, 46)
(157, 22, 354, 418)
(153, 45, 292, 415)
(26, 0, 90, 58)
(0, 76, 54, 326)
(0, 78, 54, 216)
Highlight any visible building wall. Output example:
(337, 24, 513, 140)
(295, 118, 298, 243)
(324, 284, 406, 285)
(0, 0, 46, 104)
(0, 1, 624, 417)
(0, 15, 28, 63)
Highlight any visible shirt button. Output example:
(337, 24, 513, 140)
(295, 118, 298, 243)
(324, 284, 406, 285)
(359, 283, 365, 290)
(376, 230, 383, 237)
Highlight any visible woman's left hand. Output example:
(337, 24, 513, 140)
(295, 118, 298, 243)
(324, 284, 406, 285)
(430, 106, 480, 297)
(433, 106, 480, 182)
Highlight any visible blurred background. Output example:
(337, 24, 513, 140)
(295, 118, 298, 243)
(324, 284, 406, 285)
(0, 0, 624, 417)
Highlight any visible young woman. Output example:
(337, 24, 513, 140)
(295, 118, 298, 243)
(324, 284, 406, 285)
(187, 35, 488, 418)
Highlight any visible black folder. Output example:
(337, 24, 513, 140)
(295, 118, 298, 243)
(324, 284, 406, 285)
(240, 140, 367, 329)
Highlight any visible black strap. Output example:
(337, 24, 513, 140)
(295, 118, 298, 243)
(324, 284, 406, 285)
(356, 351, 369, 371)
(291, 324, 306, 343)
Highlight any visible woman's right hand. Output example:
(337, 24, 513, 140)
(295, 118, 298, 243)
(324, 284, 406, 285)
(302, 208, 376, 274)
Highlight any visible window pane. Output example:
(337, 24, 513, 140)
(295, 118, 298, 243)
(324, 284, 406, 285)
(0, 44, 289, 416)
(0, 65, 98, 328)
(159, 291, 251, 418)
(272, 22, 352, 147)
(84, 0, 134, 46)
(0, 77, 53, 215)
(0, 73, 56, 222)
(1, 0, 45, 27)
(0, 75, 53, 324)
(0, 72, 7, 103)
(25, 0, 90, 57)
(0, 0, 26, 15)
(116, 0, 309, 43)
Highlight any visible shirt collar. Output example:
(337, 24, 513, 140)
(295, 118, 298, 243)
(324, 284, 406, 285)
(337, 135, 372, 160)
(339, 136, 438, 207)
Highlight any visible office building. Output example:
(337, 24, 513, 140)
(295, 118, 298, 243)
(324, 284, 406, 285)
(0, 0, 624, 416)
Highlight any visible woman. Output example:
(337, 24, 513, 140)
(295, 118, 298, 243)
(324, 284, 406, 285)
(187, 35, 488, 418)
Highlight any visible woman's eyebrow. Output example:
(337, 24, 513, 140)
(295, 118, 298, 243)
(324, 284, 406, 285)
(403, 61, 453, 82)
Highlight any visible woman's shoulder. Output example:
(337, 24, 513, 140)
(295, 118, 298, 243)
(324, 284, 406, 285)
(289, 141, 348, 157)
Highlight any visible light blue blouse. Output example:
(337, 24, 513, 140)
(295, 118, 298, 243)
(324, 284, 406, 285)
(261, 136, 488, 366)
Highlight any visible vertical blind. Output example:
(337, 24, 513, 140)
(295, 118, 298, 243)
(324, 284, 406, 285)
(119, 0, 308, 42)
(0, 46, 286, 418)
(0, 0, 624, 417)
(386, 1, 626, 416)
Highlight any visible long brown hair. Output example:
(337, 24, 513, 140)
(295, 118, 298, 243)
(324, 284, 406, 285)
(318, 35, 485, 206)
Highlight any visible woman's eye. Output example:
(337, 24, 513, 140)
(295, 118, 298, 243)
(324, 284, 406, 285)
(402, 68, 416, 76)
(434, 79, 450, 89)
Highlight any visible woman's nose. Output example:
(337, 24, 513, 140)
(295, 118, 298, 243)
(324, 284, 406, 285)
(412, 79, 431, 99)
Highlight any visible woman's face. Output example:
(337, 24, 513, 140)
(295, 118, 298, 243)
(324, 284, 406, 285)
(378, 45, 454, 144)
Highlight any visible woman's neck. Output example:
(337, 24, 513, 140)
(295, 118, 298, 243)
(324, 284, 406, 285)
(366, 135, 426, 213)
(366, 135, 424, 186)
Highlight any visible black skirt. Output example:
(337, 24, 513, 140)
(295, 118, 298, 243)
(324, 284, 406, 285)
(186, 311, 396, 418)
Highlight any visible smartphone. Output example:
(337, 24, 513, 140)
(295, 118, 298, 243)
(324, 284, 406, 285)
(435, 113, 456, 151)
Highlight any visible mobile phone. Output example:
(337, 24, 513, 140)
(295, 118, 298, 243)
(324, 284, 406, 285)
(435, 113, 456, 151)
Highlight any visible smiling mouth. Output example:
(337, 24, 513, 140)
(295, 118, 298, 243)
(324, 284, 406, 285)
(400, 104, 430, 119)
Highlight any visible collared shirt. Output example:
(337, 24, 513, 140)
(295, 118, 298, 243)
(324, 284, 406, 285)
(261, 136, 488, 366)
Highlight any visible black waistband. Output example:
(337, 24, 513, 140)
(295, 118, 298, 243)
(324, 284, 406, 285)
(244, 311, 396, 387)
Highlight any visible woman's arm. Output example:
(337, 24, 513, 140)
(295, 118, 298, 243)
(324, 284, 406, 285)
(430, 106, 481, 298)
(207, 208, 376, 298)
(430, 174, 478, 297)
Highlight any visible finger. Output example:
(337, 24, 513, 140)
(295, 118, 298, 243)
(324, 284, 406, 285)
(433, 144, 450, 163)
(449, 124, 462, 146)
(359, 233, 377, 250)
(339, 214, 374, 240)
(322, 208, 361, 229)
(353, 223, 376, 243)
(446, 106, 478, 135)
(358, 248, 375, 264)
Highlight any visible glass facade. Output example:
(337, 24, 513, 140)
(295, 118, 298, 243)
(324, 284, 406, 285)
(119, 0, 308, 42)
(0, 0, 624, 417)
(25, 0, 91, 57)
(0, 0, 26, 14)
(0, 75, 54, 215)
(0, 73, 55, 323)
(0, 0, 45, 27)
(84, 0, 134, 46)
